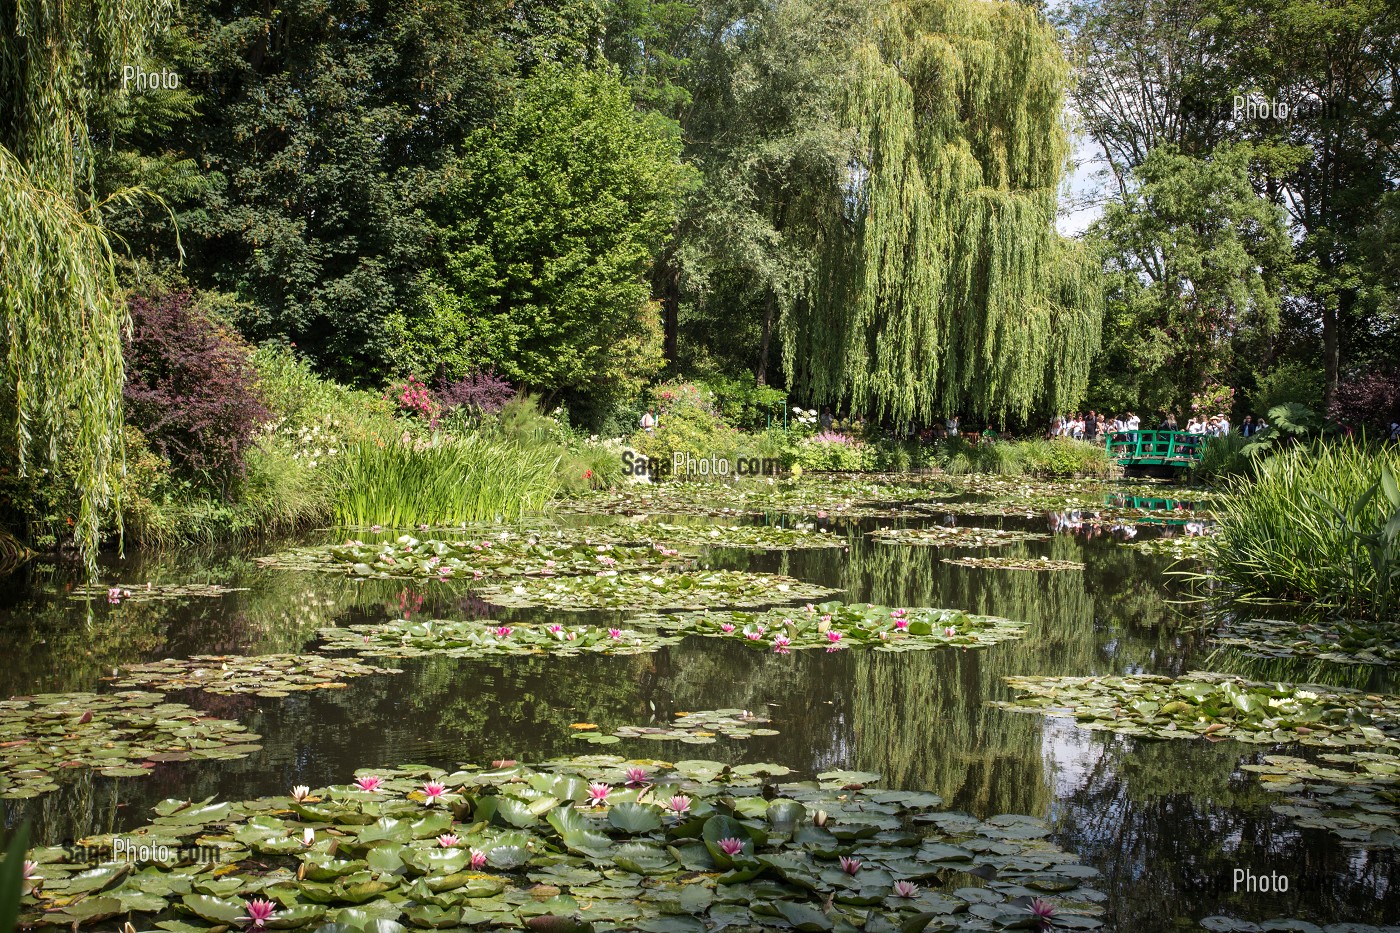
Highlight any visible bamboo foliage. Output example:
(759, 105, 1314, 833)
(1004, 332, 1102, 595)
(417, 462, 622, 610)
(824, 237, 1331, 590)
(1, 0, 171, 569)
(782, 0, 1102, 426)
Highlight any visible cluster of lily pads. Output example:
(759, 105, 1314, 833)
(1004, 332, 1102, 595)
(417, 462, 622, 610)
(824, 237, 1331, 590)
(572, 710, 779, 746)
(558, 479, 938, 520)
(258, 535, 678, 580)
(627, 522, 848, 551)
(0, 691, 262, 798)
(995, 672, 1400, 748)
(940, 558, 1084, 573)
(660, 601, 1027, 653)
(1199, 918, 1400, 932)
(19, 755, 1105, 931)
(866, 527, 1048, 548)
(110, 655, 403, 697)
(1241, 749, 1400, 849)
(479, 570, 839, 612)
(1210, 617, 1400, 668)
(1125, 535, 1213, 559)
(71, 583, 248, 603)
(318, 620, 683, 660)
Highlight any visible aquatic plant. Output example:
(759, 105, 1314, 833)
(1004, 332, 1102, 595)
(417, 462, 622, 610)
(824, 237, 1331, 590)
(332, 435, 559, 528)
(573, 709, 778, 745)
(996, 672, 1400, 748)
(1199, 443, 1400, 618)
(479, 570, 838, 611)
(664, 600, 1027, 652)
(868, 525, 1049, 548)
(0, 692, 260, 799)
(317, 619, 683, 660)
(111, 654, 401, 697)
(15, 757, 1106, 930)
(941, 556, 1085, 572)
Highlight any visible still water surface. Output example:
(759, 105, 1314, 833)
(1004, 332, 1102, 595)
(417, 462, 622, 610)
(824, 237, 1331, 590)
(2, 504, 1396, 930)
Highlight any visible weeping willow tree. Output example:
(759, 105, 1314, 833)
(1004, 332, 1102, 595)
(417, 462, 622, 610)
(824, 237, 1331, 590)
(1, 0, 170, 569)
(782, 0, 1102, 426)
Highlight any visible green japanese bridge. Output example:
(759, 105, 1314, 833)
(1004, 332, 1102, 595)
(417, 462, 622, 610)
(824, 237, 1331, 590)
(1106, 430, 1205, 476)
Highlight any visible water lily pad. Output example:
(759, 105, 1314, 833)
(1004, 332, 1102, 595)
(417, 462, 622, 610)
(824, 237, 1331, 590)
(940, 556, 1084, 572)
(867, 526, 1049, 548)
(996, 672, 1400, 749)
(317, 619, 683, 660)
(70, 582, 248, 602)
(576, 709, 777, 746)
(16, 755, 1104, 932)
(479, 570, 838, 611)
(0, 691, 260, 799)
(659, 600, 1026, 653)
(111, 655, 401, 695)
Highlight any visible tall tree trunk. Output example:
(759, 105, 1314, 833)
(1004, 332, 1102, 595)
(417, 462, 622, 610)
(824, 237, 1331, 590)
(1323, 289, 1350, 414)
(654, 251, 680, 369)
(755, 289, 776, 386)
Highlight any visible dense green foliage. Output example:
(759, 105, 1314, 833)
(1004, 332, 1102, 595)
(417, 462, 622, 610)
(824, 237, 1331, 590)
(401, 65, 685, 413)
(784, 0, 1102, 426)
(1202, 444, 1400, 618)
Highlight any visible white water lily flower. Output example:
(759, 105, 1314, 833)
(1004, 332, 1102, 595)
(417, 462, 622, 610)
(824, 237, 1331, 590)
(1296, 690, 1319, 700)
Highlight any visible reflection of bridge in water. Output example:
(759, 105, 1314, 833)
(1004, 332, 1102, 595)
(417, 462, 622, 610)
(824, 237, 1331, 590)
(1106, 430, 1204, 477)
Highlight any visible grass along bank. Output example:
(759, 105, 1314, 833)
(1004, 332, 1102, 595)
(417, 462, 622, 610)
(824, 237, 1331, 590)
(1201, 443, 1400, 618)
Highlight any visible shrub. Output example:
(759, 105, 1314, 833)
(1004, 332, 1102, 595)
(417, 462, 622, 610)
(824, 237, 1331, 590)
(123, 291, 271, 488)
(698, 375, 789, 431)
(1202, 443, 1400, 618)
(1251, 361, 1325, 415)
(632, 381, 742, 471)
(1330, 370, 1400, 432)
(436, 369, 516, 416)
(793, 434, 875, 472)
(1196, 432, 1252, 479)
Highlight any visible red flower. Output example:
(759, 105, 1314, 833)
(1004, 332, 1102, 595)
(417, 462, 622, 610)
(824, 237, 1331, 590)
(584, 469, 594, 479)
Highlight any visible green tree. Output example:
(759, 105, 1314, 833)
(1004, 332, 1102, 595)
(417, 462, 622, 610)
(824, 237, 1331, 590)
(130, 0, 599, 382)
(399, 65, 688, 416)
(670, 0, 869, 385)
(1087, 144, 1294, 415)
(1, 0, 171, 568)
(781, 0, 1102, 426)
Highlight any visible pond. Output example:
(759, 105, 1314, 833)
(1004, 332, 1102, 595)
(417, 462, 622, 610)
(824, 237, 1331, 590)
(3, 475, 1398, 932)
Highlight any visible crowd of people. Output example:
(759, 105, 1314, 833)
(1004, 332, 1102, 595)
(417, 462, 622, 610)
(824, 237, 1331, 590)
(1046, 410, 1265, 442)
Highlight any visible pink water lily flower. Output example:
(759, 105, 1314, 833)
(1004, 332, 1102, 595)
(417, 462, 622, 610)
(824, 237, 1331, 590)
(421, 781, 447, 805)
(545, 560, 557, 568)
(625, 766, 649, 786)
(840, 856, 861, 875)
(290, 785, 311, 802)
(548, 624, 564, 634)
(607, 628, 623, 639)
(437, 833, 459, 848)
(773, 634, 792, 648)
(894, 619, 909, 631)
(355, 775, 384, 792)
(716, 837, 745, 857)
(371, 524, 383, 533)
(1029, 898, 1057, 923)
(240, 899, 277, 929)
(301, 828, 315, 846)
(666, 794, 691, 814)
(820, 614, 832, 623)
(827, 631, 843, 643)
(588, 782, 612, 805)
(944, 627, 957, 637)
(720, 623, 736, 634)
(804, 604, 816, 613)
(469, 848, 488, 870)
(890, 608, 906, 617)
(597, 556, 617, 567)
(892, 880, 918, 898)
(746, 631, 763, 641)
(493, 626, 513, 638)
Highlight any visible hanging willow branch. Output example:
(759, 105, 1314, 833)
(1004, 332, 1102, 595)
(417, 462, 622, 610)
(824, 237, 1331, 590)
(1, 0, 172, 571)
(781, 0, 1102, 427)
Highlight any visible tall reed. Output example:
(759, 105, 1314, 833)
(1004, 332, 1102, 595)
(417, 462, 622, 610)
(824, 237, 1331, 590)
(1202, 443, 1400, 618)
(333, 435, 559, 528)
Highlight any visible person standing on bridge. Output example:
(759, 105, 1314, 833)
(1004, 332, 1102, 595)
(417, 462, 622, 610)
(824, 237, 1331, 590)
(1159, 414, 1179, 431)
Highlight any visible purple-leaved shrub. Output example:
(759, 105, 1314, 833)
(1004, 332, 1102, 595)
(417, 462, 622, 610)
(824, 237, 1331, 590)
(123, 291, 271, 488)
(436, 369, 516, 415)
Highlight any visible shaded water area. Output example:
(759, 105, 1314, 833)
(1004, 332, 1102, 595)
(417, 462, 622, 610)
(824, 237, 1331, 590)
(2, 480, 1397, 931)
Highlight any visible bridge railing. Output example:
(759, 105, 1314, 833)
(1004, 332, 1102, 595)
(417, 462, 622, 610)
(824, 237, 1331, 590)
(1105, 430, 1204, 465)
